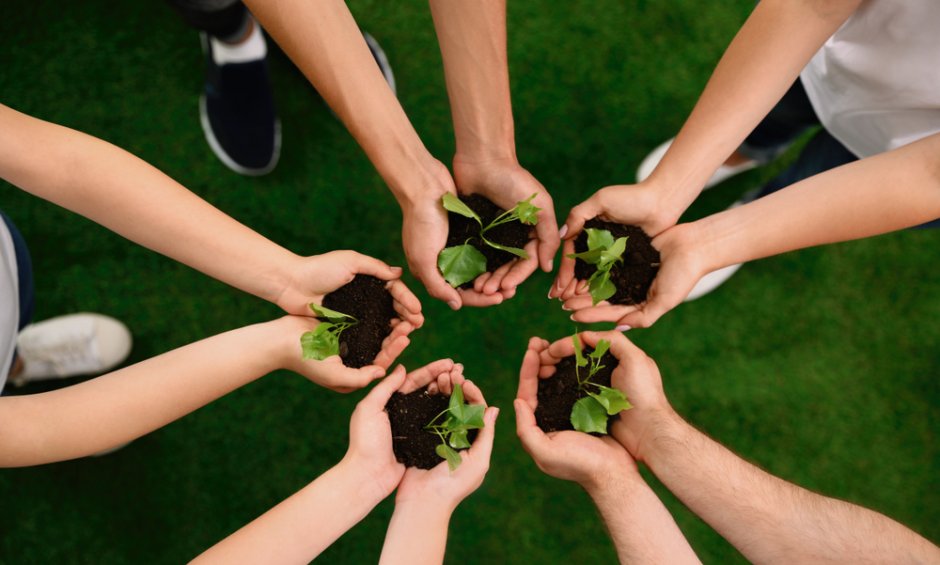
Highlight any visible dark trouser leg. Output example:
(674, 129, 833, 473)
(164, 0, 249, 40)
(1, 211, 34, 332)
(738, 78, 823, 164)
(756, 128, 858, 198)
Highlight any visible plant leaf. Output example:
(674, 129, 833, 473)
(448, 429, 471, 449)
(308, 303, 356, 323)
(588, 385, 632, 415)
(570, 396, 609, 434)
(572, 334, 587, 367)
(481, 235, 529, 259)
(588, 270, 616, 305)
(300, 324, 340, 360)
(461, 403, 485, 428)
(514, 194, 541, 225)
(566, 248, 604, 264)
(586, 228, 615, 251)
(599, 236, 628, 268)
(436, 443, 463, 471)
(442, 193, 482, 224)
(449, 382, 466, 420)
(590, 339, 610, 360)
(438, 244, 488, 287)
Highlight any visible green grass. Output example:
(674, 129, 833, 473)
(1, 1, 938, 563)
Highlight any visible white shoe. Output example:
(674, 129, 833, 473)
(636, 138, 759, 189)
(683, 198, 749, 302)
(11, 313, 132, 386)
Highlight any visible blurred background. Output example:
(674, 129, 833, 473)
(1, 1, 937, 562)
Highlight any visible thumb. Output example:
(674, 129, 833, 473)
(563, 194, 602, 240)
(362, 364, 406, 409)
(468, 406, 499, 463)
(347, 252, 402, 281)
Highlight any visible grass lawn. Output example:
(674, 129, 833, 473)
(1, 1, 937, 563)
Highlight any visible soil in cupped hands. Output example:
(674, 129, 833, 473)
(445, 194, 531, 289)
(322, 274, 396, 369)
(573, 218, 660, 305)
(386, 387, 479, 469)
(535, 348, 617, 434)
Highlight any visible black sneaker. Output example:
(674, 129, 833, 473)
(199, 21, 280, 176)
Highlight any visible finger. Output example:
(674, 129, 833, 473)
(360, 364, 406, 408)
(576, 280, 589, 294)
(373, 334, 410, 369)
(401, 358, 455, 393)
(562, 293, 602, 312)
(484, 261, 514, 295)
(461, 378, 486, 405)
(538, 364, 557, 379)
(473, 271, 492, 293)
(412, 257, 462, 308)
(346, 251, 402, 281)
(563, 195, 601, 240)
(546, 335, 577, 360)
(500, 246, 540, 291)
(534, 203, 560, 272)
(514, 399, 551, 457)
(387, 279, 422, 315)
(551, 239, 577, 298)
(467, 406, 499, 463)
(458, 288, 504, 307)
(527, 336, 550, 353)
(559, 276, 581, 301)
(615, 297, 673, 329)
(517, 348, 541, 408)
(570, 304, 636, 324)
(438, 371, 453, 396)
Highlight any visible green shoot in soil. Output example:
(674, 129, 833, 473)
(567, 228, 628, 305)
(569, 335, 631, 434)
(438, 193, 541, 287)
(425, 382, 486, 470)
(300, 303, 358, 361)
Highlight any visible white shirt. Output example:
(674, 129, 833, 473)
(0, 218, 19, 391)
(800, 0, 940, 158)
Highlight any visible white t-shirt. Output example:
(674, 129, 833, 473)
(800, 0, 940, 158)
(1, 218, 19, 391)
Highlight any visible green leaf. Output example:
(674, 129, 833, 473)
(586, 228, 615, 251)
(481, 235, 529, 259)
(599, 236, 628, 268)
(461, 403, 485, 428)
(448, 428, 471, 449)
(588, 385, 632, 415)
(514, 194, 541, 225)
(588, 270, 616, 305)
(572, 334, 587, 367)
(438, 244, 488, 287)
(308, 303, 356, 323)
(566, 248, 604, 264)
(436, 443, 462, 471)
(300, 324, 340, 360)
(449, 382, 466, 420)
(442, 193, 482, 224)
(570, 396, 609, 434)
(590, 339, 611, 360)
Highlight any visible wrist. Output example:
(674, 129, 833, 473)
(385, 153, 454, 207)
(634, 408, 688, 467)
(249, 319, 298, 376)
(394, 494, 456, 521)
(335, 456, 394, 509)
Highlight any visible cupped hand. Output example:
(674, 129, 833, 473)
(514, 336, 637, 487)
(557, 222, 708, 329)
(454, 156, 559, 293)
(552, 182, 676, 300)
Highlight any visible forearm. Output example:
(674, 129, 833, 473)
(244, 0, 441, 203)
(0, 105, 299, 305)
(194, 458, 384, 563)
(650, 0, 861, 217)
(0, 321, 285, 467)
(691, 133, 940, 272)
(429, 0, 515, 163)
(379, 500, 452, 565)
(643, 415, 940, 563)
(585, 473, 700, 565)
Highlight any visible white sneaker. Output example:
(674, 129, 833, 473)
(636, 138, 759, 189)
(682, 198, 749, 302)
(11, 313, 132, 386)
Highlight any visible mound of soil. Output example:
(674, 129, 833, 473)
(445, 194, 531, 288)
(322, 275, 396, 369)
(573, 219, 661, 305)
(386, 387, 479, 469)
(535, 348, 617, 433)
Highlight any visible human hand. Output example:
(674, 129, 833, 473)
(514, 335, 638, 489)
(394, 363, 499, 512)
(556, 222, 709, 329)
(454, 156, 559, 295)
(551, 181, 677, 300)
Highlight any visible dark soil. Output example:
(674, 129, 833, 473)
(445, 194, 531, 288)
(322, 275, 396, 369)
(573, 218, 660, 305)
(535, 348, 617, 433)
(386, 387, 479, 469)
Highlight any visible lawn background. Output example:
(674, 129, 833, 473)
(1, 1, 937, 563)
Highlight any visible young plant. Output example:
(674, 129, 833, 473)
(569, 335, 632, 434)
(424, 382, 486, 470)
(300, 304, 358, 361)
(566, 228, 628, 305)
(438, 193, 541, 287)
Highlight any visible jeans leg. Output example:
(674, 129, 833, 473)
(739, 78, 823, 164)
(0, 211, 34, 331)
(755, 128, 858, 199)
(164, 0, 249, 40)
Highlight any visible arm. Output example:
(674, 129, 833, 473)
(514, 335, 699, 564)
(0, 316, 391, 467)
(193, 364, 411, 563)
(602, 331, 940, 564)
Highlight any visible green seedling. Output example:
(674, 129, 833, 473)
(566, 228, 628, 305)
(300, 303, 358, 360)
(425, 382, 486, 471)
(438, 193, 541, 287)
(569, 335, 632, 434)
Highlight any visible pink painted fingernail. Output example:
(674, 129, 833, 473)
(559, 225, 569, 238)
(616, 325, 632, 332)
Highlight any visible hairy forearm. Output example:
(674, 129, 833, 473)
(379, 501, 452, 565)
(0, 104, 298, 305)
(585, 473, 700, 564)
(650, 0, 861, 216)
(244, 0, 439, 203)
(692, 133, 940, 272)
(643, 415, 940, 563)
(0, 321, 285, 467)
(194, 459, 383, 563)
(429, 0, 515, 162)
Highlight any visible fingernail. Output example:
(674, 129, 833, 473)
(547, 288, 554, 299)
(569, 314, 576, 321)
(559, 225, 568, 238)
(448, 300, 460, 310)
(493, 407, 501, 419)
(547, 260, 554, 272)
(561, 304, 571, 311)
(616, 325, 632, 332)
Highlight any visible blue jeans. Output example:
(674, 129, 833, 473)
(1, 211, 34, 331)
